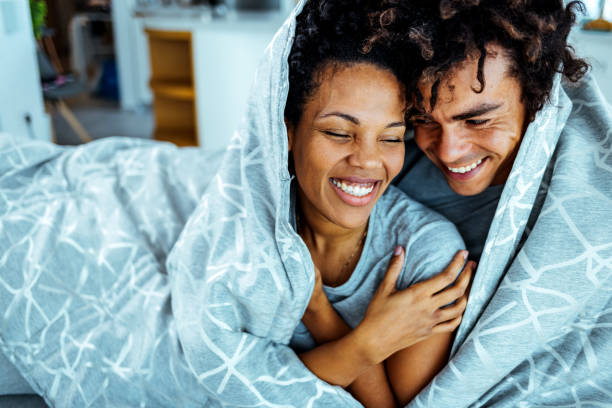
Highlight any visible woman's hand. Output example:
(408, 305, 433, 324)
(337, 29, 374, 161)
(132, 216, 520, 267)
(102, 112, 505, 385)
(356, 248, 474, 365)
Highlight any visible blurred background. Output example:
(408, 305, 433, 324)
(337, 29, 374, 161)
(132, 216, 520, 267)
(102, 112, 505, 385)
(0, 0, 610, 153)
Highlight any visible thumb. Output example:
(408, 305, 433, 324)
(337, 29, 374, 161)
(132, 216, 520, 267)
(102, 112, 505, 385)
(378, 246, 405, 295)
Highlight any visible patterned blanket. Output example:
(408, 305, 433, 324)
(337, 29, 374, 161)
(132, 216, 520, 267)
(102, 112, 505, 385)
(1, 0, 611, 406)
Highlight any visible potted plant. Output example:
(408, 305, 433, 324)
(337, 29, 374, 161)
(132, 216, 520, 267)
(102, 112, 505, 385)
(29, 0, 47, 40)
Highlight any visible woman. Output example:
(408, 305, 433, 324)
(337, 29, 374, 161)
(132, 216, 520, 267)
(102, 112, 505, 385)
(0, 1, 471, 406)
(283, 1, 473, 406)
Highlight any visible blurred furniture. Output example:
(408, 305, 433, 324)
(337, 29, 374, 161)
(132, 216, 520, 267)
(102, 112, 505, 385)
(112, 0, 291, 151)
(583, 0, 612, 31)
(570, 28, 612, 103)
(0, 0, 50, 140)
(38, 49, 92, 143)
(145, 28, 197, 146)
(69, 11, 114, 89)
(136, 12, 286, 151)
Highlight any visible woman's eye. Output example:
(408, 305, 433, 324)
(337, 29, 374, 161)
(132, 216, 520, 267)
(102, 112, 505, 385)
(323, 131, 350, 138)
(382, 137, 403, 143)
(466, 119, 489, 126)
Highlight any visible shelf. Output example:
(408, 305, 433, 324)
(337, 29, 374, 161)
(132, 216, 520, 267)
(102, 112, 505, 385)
(146, 28, 198, 146)
(149, 81, 194, 100)
(144, 28, 192, 42)
(154, 130, 198, 147)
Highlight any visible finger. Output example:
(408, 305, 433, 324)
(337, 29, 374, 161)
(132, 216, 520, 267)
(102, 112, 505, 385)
(420, 250, 469, 295)
(433, 260, 474, 306)
(376, 246, 405, 296)
(432, 314, 463, 334)
(435, 293, 468, 323)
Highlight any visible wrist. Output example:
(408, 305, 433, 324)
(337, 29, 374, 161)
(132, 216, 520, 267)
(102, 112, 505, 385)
(304, 290, 331, 315)
(350, 324, 380, 366)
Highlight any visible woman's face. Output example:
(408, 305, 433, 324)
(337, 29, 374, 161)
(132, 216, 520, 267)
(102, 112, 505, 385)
(287, 62, 406, 230)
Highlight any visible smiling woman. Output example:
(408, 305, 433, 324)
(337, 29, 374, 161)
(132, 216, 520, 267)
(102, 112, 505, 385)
(280, 1, 475, 406)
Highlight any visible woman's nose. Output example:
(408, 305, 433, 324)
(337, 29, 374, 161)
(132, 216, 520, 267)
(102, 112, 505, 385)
(347, 142, 382, 169)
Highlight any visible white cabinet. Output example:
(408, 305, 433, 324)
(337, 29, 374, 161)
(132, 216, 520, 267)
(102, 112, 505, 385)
(0, 0, 50, 140)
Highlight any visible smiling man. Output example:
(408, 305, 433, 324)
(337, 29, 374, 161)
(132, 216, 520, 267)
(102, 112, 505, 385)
(379, 0, 594, 261)
(369, 0, 612, 406)
(397, 41, 534, 259)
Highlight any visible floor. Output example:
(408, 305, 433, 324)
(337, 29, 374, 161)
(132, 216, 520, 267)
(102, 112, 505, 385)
(51, 95, 154, 146)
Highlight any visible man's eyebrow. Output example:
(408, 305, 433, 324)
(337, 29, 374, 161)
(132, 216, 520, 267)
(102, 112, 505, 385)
(319, 112, 360, 125)
(386, 122, 405, 128)
(451, 103, 503, 121)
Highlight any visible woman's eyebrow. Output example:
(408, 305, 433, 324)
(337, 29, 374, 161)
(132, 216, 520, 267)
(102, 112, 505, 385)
(318, 113, 405, 128)
(319, 112, 360, 124)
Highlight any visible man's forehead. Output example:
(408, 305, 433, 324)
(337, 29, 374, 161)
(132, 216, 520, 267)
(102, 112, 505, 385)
(415, 46, 516, 115)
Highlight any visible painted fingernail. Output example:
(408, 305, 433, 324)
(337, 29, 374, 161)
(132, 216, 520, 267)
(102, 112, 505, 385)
(462, 250, 469, 260)
(394, 246, 403, 256)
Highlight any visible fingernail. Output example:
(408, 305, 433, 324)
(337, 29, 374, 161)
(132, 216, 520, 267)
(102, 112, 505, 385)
(394, 246, 403, 256)
(462, 250, 469, 260)
(471, 261, 478, 268)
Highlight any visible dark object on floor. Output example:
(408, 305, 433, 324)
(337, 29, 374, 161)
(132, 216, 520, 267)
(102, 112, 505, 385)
(95, 58, 119, 100)
(37, 48, 92, 143)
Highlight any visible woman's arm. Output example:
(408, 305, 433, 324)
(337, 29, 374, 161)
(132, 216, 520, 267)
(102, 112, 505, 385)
(386, 261, 474, 405)
(301, 278, 396, 408)
(298, 250, 472, 404)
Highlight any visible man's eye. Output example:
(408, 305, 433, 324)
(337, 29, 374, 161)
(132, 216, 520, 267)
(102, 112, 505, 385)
(466, 119, 489, 126)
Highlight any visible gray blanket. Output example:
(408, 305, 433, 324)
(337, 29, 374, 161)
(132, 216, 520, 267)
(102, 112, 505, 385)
(1, 1, 612, 406)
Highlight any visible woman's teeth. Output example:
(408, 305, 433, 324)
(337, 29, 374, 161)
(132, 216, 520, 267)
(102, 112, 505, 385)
(447, 158, 483, 174)
(331, 178, 375, 197)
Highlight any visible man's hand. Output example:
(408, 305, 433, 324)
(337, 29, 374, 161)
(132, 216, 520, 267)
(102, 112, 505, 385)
(356, 248, 473, 365)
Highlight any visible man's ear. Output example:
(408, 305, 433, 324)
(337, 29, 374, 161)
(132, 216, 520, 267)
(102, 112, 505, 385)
(285, 118, 294, 152)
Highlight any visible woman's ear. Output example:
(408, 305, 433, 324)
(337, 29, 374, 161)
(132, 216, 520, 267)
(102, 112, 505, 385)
(285, 118, 294, 152)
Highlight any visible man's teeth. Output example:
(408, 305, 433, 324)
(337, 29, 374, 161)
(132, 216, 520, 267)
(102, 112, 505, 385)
(331, 179, 375, 197)
(447, 159, 483, 174)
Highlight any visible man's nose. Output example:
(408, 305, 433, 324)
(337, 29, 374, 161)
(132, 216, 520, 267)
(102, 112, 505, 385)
(434, 126, 471, 164)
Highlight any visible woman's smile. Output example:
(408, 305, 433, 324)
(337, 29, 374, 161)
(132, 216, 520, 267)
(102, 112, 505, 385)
(329, 178, 381, 206)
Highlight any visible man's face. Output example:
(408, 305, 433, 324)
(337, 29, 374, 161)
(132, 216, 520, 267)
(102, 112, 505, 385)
(411, 44, 527, 196)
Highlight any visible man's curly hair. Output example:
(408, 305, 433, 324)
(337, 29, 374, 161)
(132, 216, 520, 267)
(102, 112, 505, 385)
(367, 0, 590, 120)
(284, 0, 420, 126)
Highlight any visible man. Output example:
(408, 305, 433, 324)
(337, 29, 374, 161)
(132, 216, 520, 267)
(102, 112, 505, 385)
(372, 0, 612, 406)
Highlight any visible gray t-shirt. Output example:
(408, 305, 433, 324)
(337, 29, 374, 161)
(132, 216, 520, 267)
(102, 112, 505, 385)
(394, 140, 503, 261)
(290, 185, 465, 352)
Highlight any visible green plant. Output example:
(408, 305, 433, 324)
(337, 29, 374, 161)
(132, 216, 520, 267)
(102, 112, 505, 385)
(29, 0, 47, 40)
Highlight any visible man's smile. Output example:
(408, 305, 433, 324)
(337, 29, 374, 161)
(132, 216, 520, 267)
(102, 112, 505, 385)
(446, 158, 484, 174)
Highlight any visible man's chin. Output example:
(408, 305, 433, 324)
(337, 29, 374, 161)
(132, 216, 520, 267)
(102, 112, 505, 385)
(446, 177, 491, 196)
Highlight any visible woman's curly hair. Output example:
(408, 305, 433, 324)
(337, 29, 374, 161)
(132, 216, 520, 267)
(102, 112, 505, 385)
(284, 0, 421, 126)
(367, 0, 590, 120)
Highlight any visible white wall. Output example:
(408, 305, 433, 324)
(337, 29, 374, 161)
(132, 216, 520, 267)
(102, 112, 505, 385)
(570, 29, 612, 103)
(111, 0, 152, 111)
(0, 0, 50, 140)
(192, 16, 285, 152)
